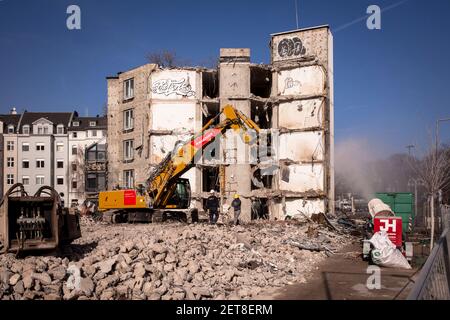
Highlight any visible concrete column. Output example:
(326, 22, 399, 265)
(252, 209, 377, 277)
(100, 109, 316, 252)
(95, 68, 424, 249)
(219, 48, 252, 222)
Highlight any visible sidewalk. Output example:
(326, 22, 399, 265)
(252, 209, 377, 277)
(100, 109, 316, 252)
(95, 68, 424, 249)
(256, 243, 421, 300)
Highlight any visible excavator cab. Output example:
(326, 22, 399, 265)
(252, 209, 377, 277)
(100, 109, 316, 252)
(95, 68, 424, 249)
(163, 178, 191, 209)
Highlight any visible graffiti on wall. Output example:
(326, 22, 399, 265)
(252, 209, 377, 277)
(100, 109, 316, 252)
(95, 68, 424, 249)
(284, 77, 301, 91)
(152, 78, 195, 97)
(277, 37, 307, 58)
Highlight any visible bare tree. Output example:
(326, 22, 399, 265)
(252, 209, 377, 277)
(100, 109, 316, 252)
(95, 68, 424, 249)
(198, 55, 219, 69)
(146, 50, 191, 68)
(409, 138, 450, 249)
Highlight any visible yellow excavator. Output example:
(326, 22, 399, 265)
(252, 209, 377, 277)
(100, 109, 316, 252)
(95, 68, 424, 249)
(98, 104, 260, 223)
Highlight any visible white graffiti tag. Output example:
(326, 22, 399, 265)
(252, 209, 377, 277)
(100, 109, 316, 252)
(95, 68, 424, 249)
(152, 78, 195, 97)
(284, 77, 301, 90)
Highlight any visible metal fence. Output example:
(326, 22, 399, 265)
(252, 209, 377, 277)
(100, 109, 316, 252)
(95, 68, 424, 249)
(441, 205, 450, 232)
(408, 226, 450, 300)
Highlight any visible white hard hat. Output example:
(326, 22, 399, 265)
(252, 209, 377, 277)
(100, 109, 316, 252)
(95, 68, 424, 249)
(210, 189, 215, 194)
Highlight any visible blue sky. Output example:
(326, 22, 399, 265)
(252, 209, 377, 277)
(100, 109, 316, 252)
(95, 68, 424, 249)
(1, 0, 449, 154)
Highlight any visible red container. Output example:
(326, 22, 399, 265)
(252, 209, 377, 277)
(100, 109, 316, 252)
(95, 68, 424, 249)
(373, 216, 403, 247)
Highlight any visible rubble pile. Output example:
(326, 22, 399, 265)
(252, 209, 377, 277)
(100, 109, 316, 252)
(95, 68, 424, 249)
(0, 217, 353, 300)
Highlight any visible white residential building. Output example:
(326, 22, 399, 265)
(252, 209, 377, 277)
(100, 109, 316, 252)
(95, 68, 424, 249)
(16, 112, 73, 203)
(1, 110, 106, 207)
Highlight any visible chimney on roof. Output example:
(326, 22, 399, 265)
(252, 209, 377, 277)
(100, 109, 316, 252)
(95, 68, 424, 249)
(10, 107, 17, 115)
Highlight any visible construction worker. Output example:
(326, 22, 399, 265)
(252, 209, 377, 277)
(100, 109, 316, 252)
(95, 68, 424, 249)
(231, 194, 242, 225)
(206, 189, 220, 224)
(251, 197, 261, 220)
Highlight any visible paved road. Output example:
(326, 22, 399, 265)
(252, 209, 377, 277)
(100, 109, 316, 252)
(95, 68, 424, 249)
(256, 243, 421, 300)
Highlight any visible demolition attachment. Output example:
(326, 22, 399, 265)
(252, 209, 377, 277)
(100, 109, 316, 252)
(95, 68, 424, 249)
(0, 183, 81, 254)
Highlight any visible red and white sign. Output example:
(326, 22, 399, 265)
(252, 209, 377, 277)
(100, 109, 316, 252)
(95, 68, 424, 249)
(123, 190, 136, 206)
(191, 129, 221, 149)
(374, 217, 403, 247)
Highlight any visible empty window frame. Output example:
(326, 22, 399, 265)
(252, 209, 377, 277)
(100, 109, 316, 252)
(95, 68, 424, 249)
(124, 78, 134, 100)
(123, 170, 134, 189)
(123, 109, 134, 130)
(123, 140, 134, 161)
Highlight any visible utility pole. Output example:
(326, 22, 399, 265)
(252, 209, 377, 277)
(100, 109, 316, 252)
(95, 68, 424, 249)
(436, 118, 450, 152)
(406, 145, 415, 156)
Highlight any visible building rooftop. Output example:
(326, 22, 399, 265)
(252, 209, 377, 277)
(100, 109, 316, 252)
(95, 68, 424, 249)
(20, 112, 73, 128)
(0, 114, 21, 127)
(69, 116, 107, 131)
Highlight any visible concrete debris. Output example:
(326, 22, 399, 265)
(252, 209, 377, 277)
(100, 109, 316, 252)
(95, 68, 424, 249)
(9, 274, 21, 286)
(0, 217, 352, 300)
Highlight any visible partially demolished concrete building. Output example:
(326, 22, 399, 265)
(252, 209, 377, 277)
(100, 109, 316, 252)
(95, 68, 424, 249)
(106, 25, 334, 221)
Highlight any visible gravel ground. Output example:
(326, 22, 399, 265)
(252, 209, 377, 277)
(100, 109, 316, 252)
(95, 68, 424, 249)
(0, 217, 353, 300)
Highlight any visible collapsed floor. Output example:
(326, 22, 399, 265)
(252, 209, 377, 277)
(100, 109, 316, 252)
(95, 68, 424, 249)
(0, 218, 354, 300)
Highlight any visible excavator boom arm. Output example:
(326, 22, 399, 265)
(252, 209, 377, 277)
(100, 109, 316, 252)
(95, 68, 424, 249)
(147, 105, 260, 208)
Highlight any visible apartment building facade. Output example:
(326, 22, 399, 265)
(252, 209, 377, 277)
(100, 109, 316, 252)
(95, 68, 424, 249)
(0, 110, 106, 206)
(107, 64, 209, 212)
(0, 111, 21, 196)
(68, 116, 107, 205)
(16, 112, 73, 199)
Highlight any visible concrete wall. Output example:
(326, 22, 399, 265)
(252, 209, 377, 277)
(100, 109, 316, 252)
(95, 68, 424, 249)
(149, 69, 202, 197)
(219, 48, 252, 221)
(271, 26, 334, 218)
(278, 99, 324, 129)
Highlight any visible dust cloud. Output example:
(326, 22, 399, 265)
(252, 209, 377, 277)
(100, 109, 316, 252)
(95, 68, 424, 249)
(335, 138, 385, 200)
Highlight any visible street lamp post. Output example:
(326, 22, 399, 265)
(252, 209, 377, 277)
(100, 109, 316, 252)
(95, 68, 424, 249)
(436, 117, 450, 151)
